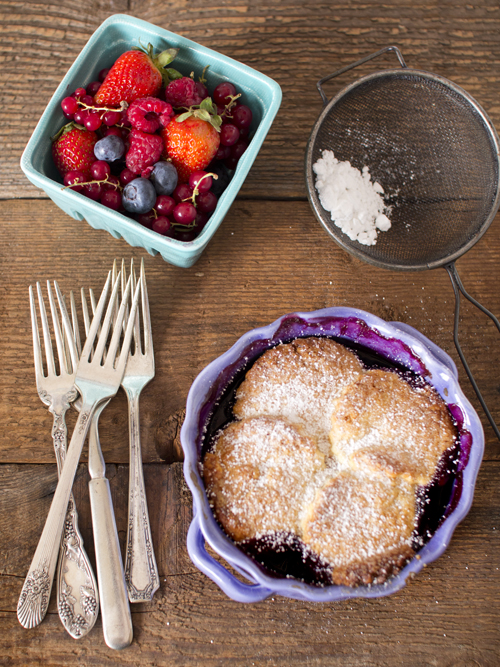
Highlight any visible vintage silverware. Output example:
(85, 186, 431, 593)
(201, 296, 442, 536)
(79, 269, 135, 649)
(81, 260, 159, 603)
(17, 271, 139, 650)
(27, 282, 98, 639)
(121, 259, 159, 602)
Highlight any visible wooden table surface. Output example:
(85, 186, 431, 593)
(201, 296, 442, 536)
(1, 1, 500, 665)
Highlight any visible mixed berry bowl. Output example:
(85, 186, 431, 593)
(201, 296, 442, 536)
(181, 307, 484, 602)
(20, 14, 282, 268)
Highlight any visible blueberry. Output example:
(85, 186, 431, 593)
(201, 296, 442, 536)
(150, 161, 178, 195)
(122, 178, 156, 214)
(94, 135, 125, 162)
(207, 161, 232, 197)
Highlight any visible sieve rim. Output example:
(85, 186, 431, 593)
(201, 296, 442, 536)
(305, 67, 500, 271)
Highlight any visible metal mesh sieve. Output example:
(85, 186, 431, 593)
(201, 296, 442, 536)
(305, 47, 500, 437)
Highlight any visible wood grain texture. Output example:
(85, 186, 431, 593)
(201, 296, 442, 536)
(1, 198, 499, 465)
(1, 2, 500, 663)
(2, 0, 500, 199)
(0, 461, 498, 666)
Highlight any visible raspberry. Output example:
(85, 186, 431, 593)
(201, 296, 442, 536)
(127, 96, 174, 133)
(125, 129, 164, 175)
(165, 77, 204, 108)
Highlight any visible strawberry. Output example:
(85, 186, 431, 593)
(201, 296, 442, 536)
(95, 44, 179, 107)
(161, 99, 222, 182)
(51, 122, 98, 178)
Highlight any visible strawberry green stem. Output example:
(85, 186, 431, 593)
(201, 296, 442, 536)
(51, 121, 84, 143)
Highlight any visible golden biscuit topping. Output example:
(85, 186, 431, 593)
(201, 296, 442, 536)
(203, 337, 457, 587)
(234, 337, 363, 453)
(329, 369, 456, 485)
(203, 416, 325, 542)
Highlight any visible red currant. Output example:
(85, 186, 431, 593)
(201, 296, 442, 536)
(138, 211, 156, 229)
(100, 190, 122, 210)
(220, 123, 240, 147)
(61, 96, 79, 118)
(225, 138, 248, 169)
(196, 191, 218, 214)
(152, 216, 174, 236)
(98, 68, 110, 82)
(215, 144, 231, 161)
(175, 229, 198, 242)
(63, 170, 86, 193)
(73, 109, 87, 125)
(232, 104, 253, 130)
(80, 94, 94, 107)
(83, 182, 102, 201)
(195, 81, 209, 100)
(173, 201, 197, 225)
(103, 110, 122, 126)
(194, 211, 209, 231)
(231, 139, 249, 160)
(90, 160, 111, 180)
(84, 112, 102, 131)
(189, 171, 212, 194)
(119, 168, 136, 186)
(86, 81, 101, 96)
(120, 110, 131, 128)
(74, 87, 87, 99)
(103, 127, 124, 139)
(155, 195, 176, 217)
(101, 175, 120, 192)
(173, 183, 192, 203)
(213, 82, 238, 106)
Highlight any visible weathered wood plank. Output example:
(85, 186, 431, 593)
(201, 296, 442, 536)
(1, 198, 499, 464)
(0, 461, 498, 666)
(2, 1, 500, 199)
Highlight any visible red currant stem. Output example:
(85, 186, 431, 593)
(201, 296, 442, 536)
(188, 172, 218, 203)
(151, 208, 159, 219)
(171, 220, 196, 230)
(222, 94, 242, 118)
(61, 174, 122, 191)
(199, 65, 210, 84)
(78, 100, 128, 113)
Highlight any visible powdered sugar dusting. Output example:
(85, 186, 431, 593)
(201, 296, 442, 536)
(203, 416, 325, 542)
(234, 337, 364, 454)
(313, 150, 391, 246)
(203, 337, 457, 586)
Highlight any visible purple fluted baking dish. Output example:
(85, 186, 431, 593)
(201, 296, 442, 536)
(180, 307, 484, 602)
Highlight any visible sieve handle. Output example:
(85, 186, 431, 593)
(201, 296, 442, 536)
(316, 46, 407, 106)
(446, 262, 500, 441)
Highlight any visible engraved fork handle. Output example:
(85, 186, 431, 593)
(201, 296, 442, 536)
(88, 403, 133, 650)
(124, 390, 160, 602)
(50, 406, 99, 639)
(17, 401, 97, 630)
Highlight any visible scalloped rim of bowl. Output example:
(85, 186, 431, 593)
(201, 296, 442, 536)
(181, 307, 484, 601)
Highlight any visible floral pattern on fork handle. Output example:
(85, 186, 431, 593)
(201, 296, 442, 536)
(124, 391, 159, 601)
(49, 395, 99, 639)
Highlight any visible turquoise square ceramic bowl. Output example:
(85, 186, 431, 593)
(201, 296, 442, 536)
(20, 14, 282, 268)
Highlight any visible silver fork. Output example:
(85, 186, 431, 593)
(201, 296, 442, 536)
(81, 260, 159, 602)
(17, 271, 140, 650)
(121, 259, 159, 602)
(27, 282, 99, 639)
